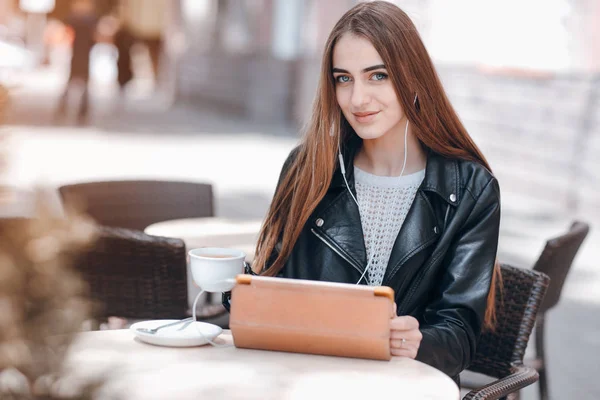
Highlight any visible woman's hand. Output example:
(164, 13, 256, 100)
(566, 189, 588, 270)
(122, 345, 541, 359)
(390, 304, 422, 358)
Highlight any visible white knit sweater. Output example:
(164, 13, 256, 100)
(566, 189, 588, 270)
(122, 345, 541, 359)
(354, 166, 425, 286)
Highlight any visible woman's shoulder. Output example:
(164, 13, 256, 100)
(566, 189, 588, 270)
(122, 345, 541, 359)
(283, 145, 302, 167)
(427, 151, 499, 202)
(274, 145, 303, 187)
(280, 144, 309, 174)
(454, 157, 499, 202)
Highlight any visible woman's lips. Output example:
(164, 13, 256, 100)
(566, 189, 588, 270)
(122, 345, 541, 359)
(353, 111, 380, 123)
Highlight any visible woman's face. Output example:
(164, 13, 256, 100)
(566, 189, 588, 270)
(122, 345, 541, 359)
(332, 33, 405, 141)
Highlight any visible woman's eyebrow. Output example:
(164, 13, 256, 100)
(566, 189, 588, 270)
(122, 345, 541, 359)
(332, 64, 386, 74)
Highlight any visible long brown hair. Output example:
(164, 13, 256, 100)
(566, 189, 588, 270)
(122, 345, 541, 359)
(253, 1, 500, 329)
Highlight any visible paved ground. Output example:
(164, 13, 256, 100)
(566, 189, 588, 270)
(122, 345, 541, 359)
(2, 67, 599, 400)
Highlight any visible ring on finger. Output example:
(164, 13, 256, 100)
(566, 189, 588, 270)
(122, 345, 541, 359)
(400, 338, 406, 348)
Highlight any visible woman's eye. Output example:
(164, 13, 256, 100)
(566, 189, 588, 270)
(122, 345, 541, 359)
(372, 73, 388, 81)
(335, 75, 351, 84)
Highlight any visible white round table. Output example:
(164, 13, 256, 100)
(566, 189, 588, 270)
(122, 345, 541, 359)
(65, 329, 460, 400)
(144, 217, 263, 311)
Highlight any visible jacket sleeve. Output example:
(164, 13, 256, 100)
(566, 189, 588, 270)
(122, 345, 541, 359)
(415, 177, 501, 378)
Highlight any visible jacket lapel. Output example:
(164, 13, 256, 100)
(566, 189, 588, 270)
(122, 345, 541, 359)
(313, 187, 368, 272)
(383, 190, 439, 284)
(384, 151, 460, 284)
(313, 141, 367, 273)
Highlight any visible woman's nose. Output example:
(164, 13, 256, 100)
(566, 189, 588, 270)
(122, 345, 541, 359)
(350, 82, 370, 109)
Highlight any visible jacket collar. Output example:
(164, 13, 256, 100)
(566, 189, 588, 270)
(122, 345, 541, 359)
(330, 141, 461, 207)
(420, 150, 461, 207)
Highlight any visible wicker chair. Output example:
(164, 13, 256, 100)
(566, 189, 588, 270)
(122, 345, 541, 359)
(73, 226, 189, 320)
(59, 180, 214, 231)
(461, 264, 550, 400)
(530, 221, 590, 400)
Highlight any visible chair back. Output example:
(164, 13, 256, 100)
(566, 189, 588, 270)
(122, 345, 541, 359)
(533, 221, 589, 313)
(59, 180, 214, 231)
(467, 264, 549, 378)
(73, 226, 188, 319)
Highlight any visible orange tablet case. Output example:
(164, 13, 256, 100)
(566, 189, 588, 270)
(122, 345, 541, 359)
(229, 275, 394, 360)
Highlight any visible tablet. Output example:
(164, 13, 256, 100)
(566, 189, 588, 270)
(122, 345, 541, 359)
(229, 275, 394, 360)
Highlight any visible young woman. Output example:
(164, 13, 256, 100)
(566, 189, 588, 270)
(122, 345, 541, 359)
(228, 1, 501, 382)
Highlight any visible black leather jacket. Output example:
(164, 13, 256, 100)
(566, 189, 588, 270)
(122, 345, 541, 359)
(226, 141, 501, 380)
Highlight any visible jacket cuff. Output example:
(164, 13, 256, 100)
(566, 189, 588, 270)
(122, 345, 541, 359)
(416, 327, 469, 379)
(222, 262, 255, 312)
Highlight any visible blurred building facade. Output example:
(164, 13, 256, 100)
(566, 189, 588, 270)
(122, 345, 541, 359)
(172, 0, 600, 124)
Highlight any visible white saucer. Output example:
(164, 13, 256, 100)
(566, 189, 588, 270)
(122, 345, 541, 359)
(130, 319, 223, 347)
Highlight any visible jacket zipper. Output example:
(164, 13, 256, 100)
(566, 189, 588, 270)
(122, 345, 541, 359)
(397, 206, 451, 312)
(384, 192, 439, 286)
(394, 192, 442, 314)
(396, 235, 450, 315)
(310, 228, 364, 277)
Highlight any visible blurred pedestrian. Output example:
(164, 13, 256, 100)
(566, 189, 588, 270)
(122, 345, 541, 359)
(95, 14, 134, 104)
(114, 21, 135, 96)
(122, 0, 166, 88)
(55, 0, 98, 125)
(0, 83, 8, 125)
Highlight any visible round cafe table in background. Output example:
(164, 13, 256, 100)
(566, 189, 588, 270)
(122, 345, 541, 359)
(144, 217, 262, 262)
(144, 217, 263, 313)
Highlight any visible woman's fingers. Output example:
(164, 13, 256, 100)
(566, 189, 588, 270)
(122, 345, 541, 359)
(390, 339, 418, 350)
(389, 315, 419, 331)
(390, 345, 418, 359)
(389, 316, 422, 359)
(390, 328, 423, 342)
(390, 338, 419, 359)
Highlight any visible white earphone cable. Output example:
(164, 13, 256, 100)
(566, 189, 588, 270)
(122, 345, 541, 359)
(191, 290, 234, 348)
(399, 118, 409, 177)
